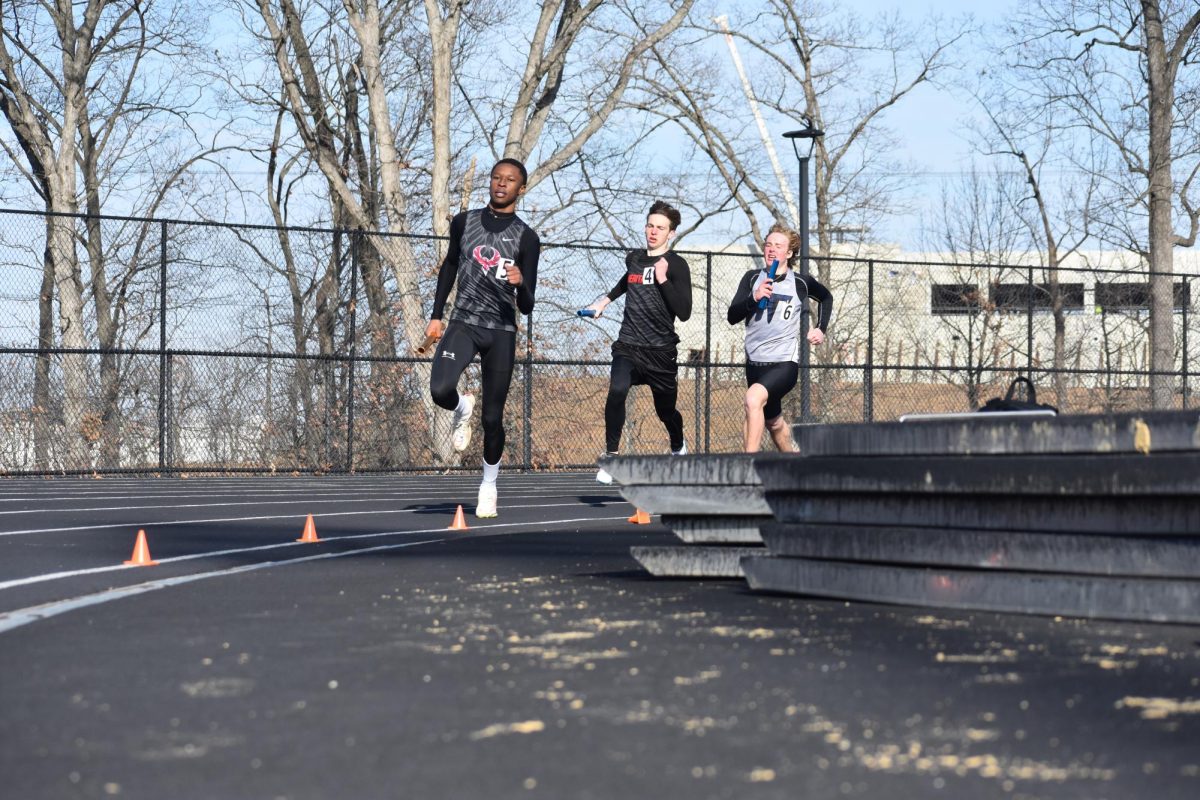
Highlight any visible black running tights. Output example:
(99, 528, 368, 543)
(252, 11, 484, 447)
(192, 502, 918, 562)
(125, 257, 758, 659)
(429, 322, 516, 464)
(604, 353, 684, 453)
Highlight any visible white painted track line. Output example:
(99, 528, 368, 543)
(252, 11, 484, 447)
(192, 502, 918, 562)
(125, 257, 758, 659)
(0, 487, 619, 517)
(0, 514, 634, 592)
(0, 513, 634, 633)
(0, 498, 628, 537)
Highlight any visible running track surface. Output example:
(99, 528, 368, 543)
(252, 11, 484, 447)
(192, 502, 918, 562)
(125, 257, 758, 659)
(0, 474, 1196, 799)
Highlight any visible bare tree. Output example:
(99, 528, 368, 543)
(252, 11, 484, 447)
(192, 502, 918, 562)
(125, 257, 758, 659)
(639, 1, 967, 282)
(1008, 0, 1200, 408)
(247, 0, 443, 462)
(245, 0, 695, 464)
(917, 166, 1033, 408)
(0, 1, 106, 467)
(2, 1, 223, 469)
(966, 71, 1102, 407)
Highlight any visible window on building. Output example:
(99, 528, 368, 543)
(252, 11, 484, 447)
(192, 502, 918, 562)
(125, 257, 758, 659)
(1095, 282, 1191, 312)
(931, 284, 981, 315)
(991, 283, 1085, 313)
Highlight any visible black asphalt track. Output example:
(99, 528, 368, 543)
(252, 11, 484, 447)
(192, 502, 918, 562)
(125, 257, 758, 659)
(0, 474, 1196, 799)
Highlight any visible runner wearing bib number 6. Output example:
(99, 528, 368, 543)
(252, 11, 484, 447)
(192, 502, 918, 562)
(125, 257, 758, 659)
(727, 224, 833, 453)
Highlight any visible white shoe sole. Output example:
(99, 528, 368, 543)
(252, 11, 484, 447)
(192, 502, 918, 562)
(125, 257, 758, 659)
(476, 483, 497, 518)
(595, 469, 613, 485)
(452, 395, 476, 452)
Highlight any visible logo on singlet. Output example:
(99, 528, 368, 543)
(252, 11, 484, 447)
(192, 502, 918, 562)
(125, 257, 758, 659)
(473, 245, 515, 281)
(473, 245, 501, 270)
(755, 293, 794, 323)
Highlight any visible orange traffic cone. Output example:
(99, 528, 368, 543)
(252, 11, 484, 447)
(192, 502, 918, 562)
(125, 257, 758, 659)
(448, 504, 469, 531)
(627, 508, 651, 525)
(124, 529, 159, 566)
(296, 513, 320, 543)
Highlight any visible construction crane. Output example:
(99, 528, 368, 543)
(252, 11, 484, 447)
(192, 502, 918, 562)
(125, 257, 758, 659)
(713, 14, 800, 228)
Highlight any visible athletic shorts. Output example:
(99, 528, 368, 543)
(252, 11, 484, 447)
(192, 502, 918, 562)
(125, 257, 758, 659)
(612, 340, 679, 396)
(745, 360, 798, 421)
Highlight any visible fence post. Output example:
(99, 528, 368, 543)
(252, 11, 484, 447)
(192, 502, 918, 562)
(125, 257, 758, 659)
(864, 260, 874, 422)
(1183, 275, 1191, 408)
(704, 252, 713, 452)
(800, 292, 812, 423)
(165, 354, 174, 470)
(524, 312, 533, 472)
(1027, 265, 1034, 381)
(158, 220, 168, 472)
(345, 230, 360, 472)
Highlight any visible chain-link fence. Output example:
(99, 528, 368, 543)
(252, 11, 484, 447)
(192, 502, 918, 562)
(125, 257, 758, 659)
(0, 208, 1195, 474)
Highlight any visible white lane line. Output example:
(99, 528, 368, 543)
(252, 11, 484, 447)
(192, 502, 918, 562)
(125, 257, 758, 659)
(0, 540, 440, 634)
(0, 513, 634, 634)
(0, 514, 632, 592)
(0, 499, 627, 537)
(0, 480, 610, 505)
(0, 473, 594, 482)
(0, 488, 619, 517)
(0, 475, 598, 493)
(0, 479, 600, 496)
(0, 489, 446, 504)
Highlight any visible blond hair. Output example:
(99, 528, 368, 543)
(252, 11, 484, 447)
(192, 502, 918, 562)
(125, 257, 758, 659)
(766, 223, 800, 267)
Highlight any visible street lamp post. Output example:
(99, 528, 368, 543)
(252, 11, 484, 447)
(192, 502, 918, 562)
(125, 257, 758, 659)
(783, 119, 823, 423)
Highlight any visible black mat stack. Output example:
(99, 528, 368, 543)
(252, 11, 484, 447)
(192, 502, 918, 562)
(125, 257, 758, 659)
(745, 411, 1200, 624)
(605, 454, 771, 577)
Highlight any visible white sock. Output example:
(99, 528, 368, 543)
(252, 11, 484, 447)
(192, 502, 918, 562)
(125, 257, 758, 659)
(482, 459, 500, 484)
(455, 394, 471, 415)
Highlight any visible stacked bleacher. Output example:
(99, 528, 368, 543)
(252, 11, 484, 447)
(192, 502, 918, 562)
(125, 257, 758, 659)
(604, 410, 1200, 624)
(619, 454, 769, 577)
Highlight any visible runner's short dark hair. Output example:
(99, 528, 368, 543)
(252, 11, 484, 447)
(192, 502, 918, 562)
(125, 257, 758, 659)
(648, 200, 681, 231)
(493, 158, 528, 186)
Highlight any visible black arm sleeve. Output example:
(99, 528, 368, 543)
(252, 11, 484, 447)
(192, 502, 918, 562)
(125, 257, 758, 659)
(659, 254, 692, 321)
(607, 251, 633, 301)
(515, 227, 540, 315)
(727, 270, 759, 325)
(430, 214, 466, 320)
(605, 274, 628, 302)
(801, 274, 834, 331)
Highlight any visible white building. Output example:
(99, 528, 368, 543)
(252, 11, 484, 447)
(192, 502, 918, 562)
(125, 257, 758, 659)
(678, 243, 1200, 379)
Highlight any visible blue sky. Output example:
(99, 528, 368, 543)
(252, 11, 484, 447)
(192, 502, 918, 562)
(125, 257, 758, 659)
(839, 0, 1015, 184)
(667, 0, 1021, 246)
(825, 0, 1020, 245)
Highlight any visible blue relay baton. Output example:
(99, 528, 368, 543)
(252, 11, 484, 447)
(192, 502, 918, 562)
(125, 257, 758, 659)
(757, 259, 780, 309)
(577, 309, 596, 318)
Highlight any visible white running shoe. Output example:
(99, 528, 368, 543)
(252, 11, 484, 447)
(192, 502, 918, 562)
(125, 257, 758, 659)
(451, 394, 476, 452)
(671, 440, 688, 456)
(476, 481, 497, 518)
(595, 467, 613, 485)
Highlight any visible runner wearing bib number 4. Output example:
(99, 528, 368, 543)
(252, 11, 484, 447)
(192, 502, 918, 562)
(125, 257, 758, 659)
(584, 201, 693, 484)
